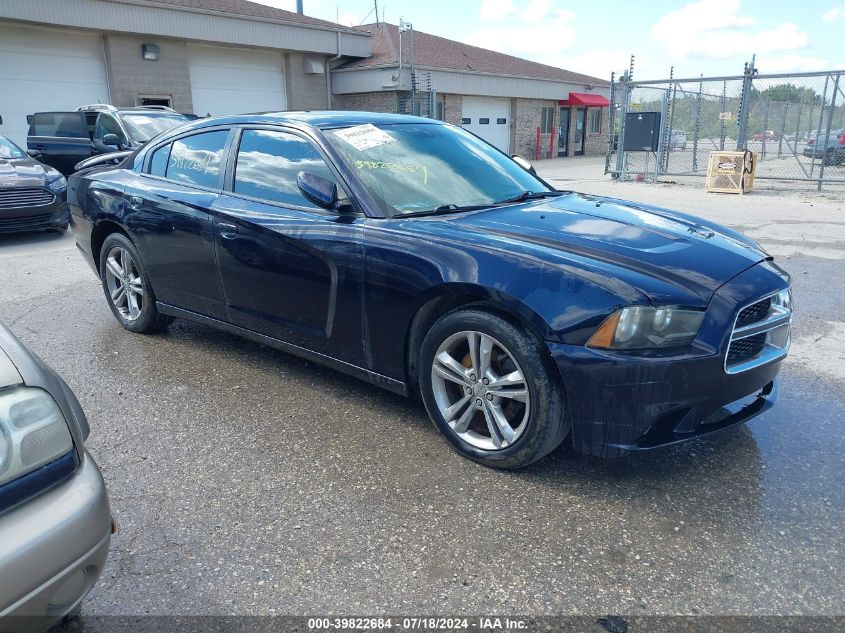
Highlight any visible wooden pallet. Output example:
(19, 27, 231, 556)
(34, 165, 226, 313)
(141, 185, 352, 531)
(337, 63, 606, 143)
(706, 150, 756, 194)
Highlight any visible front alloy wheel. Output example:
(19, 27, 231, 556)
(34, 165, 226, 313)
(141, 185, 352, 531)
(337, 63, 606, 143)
(431, 331, 530, 450)
(104, 246, 145, 321)
(419, 309, 569, 469)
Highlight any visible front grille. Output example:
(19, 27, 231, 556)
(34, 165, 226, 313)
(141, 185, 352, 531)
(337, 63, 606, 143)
(736, 297, 771, 327)
(0, 187, 55, 210)
(727, 332, 767, 363)
(724, 290, 792, 374)
(0, 212, 55, 232)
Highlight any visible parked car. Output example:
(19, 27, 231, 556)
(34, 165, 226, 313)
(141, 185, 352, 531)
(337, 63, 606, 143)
(69, 112, 792, 468)
(0, 321, 111, 629)
(26, 105, 192, 176)
(0, 134, 70, 233)
(802, 128, 845, 164)
(751, 130, 780, 142)
(668, 129, 687, 150)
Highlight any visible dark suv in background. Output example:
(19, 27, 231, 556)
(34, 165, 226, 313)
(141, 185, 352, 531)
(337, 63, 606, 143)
(26, 105, 192, 175)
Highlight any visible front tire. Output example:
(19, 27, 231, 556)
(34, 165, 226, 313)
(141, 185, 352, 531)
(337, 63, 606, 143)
(99, 232, 170, 333)
(419, 309, 569, 469)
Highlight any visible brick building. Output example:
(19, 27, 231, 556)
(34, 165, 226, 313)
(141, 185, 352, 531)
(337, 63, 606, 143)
(331, 22, 610, 159)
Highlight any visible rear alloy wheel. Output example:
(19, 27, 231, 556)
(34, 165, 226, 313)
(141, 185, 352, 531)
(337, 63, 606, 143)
(99, 233, 170, 333)
(419, 309, 569, 469)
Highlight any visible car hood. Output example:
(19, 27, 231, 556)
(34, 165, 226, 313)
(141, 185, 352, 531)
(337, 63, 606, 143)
(0, 157, 50, 186)
(448, 192, 768, 303)
(0, 343, 22, 388)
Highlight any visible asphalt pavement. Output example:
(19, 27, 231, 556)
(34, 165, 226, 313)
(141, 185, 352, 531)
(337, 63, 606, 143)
(0, 170, 842, 621)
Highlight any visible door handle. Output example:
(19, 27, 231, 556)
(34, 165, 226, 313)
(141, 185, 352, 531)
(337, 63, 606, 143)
(218, 222, 239, 239)
(128, 196, 144, 211)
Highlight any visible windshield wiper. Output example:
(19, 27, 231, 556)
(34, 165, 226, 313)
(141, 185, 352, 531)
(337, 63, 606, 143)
(494, 190, 564, 205)
(399, 204, 489, 218)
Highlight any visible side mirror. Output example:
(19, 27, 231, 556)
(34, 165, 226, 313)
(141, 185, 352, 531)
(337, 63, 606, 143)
(27, 149, 41, 158)
(102, 133, 123, 149)
(297, 171, 339, 210)
(511, 155, 537, 176)
(0, 115, 3, 125)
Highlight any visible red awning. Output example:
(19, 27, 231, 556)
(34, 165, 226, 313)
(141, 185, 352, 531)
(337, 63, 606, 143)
(558, 93, 609, 107)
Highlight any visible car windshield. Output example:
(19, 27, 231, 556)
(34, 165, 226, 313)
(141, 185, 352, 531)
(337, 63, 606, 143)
(324, 122, 552, 216)
(121, 113, 191, 142)
(0, 135, 26, 160)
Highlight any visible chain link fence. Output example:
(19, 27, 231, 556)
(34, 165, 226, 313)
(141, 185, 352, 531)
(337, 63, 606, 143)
(606, 66, 845, 190)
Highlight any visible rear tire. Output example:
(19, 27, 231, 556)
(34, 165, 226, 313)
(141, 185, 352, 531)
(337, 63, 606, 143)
(418, 309, 569, 469)
(99, 232, 170, 334)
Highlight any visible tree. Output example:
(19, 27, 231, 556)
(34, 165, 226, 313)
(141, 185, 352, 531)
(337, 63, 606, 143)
(758, 83, 821, 106)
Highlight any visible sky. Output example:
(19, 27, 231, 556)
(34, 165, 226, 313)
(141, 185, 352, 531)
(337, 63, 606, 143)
(248, 0, 845, 81)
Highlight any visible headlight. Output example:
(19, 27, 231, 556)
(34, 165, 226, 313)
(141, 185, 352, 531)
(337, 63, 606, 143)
(46, 174, 67, 194)
(587, 306, 705, 350)
(0, 387, 74, 488)
(771, 287, 792, 313)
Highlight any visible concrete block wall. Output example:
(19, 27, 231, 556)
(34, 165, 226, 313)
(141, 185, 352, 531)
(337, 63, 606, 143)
(286, 53, 331, 110)
(103, 34, 193, 112)
(584, 106, 608, 156)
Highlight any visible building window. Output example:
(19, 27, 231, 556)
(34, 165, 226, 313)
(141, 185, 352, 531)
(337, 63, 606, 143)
(540, 107, 555, 133)
(462, 118, 471, 125)
(479, 118, 490, 125)
(589, 108, 602, 134)
(436, 100, 445, 121)
(497, 118, 507, 125)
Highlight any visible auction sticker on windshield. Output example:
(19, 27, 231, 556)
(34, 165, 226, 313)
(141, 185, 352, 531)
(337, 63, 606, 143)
(333, 124, 397, 151)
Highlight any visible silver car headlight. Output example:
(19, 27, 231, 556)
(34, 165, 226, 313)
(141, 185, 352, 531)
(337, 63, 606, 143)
(587, 306, 705, 350)
(0, 387, 74, 487)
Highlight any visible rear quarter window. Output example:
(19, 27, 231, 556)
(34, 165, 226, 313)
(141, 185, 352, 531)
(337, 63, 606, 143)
(30, 113, 88, 139)
(165, 130, 229, 189)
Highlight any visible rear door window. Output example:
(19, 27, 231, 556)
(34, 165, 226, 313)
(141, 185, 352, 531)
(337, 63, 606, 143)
(29, 112, 88, 139)
(165, 130, 229, 189)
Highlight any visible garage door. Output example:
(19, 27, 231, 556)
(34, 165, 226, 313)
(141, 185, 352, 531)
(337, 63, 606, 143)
(462, 97, 512, 153)
(188, 45, 287, 118)
(0, 23, 110, 147)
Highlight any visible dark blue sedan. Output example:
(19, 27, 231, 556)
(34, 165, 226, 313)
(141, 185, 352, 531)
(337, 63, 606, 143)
(67, 112, 792, 468)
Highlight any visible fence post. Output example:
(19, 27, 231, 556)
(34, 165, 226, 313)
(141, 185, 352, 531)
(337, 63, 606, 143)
(605, 72, 615, 175)
(818, 72, 840, 191)
(736, 60, 754, 150)
(810, 74, 830, 178)
(720, 80, 727, 151)
(692, 75, 702, 171)
(615, 77, 630, 178)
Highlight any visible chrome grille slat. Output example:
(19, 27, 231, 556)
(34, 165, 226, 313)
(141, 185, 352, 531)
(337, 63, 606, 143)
(0, 188, 55, 209)
(724, 290, 792, 375)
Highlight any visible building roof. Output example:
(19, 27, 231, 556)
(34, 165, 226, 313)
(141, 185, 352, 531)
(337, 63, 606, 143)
(338, 23, 607, 86)
(112, 0, 363, 33)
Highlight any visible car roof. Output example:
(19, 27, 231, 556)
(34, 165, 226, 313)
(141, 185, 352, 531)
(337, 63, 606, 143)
(179, 111, 442, 132)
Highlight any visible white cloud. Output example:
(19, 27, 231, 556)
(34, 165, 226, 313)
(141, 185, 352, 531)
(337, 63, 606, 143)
(650, 0, 807, 60)
(760, 55, 830, 73)
(822, 4, 843, 21)
(463, 1, 577, 66)
(480, 0, 516, 21)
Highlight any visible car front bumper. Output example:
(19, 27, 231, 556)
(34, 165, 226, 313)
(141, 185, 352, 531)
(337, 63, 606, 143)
(0, 452, 111, 631)
(0, 194, 70, 234)
(551, 260, 789, 458)
(551, 341, 780, 458)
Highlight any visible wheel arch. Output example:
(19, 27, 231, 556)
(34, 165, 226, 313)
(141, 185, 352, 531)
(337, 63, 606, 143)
(90, 219, 132, 274)
(404, 284, 555, 398)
